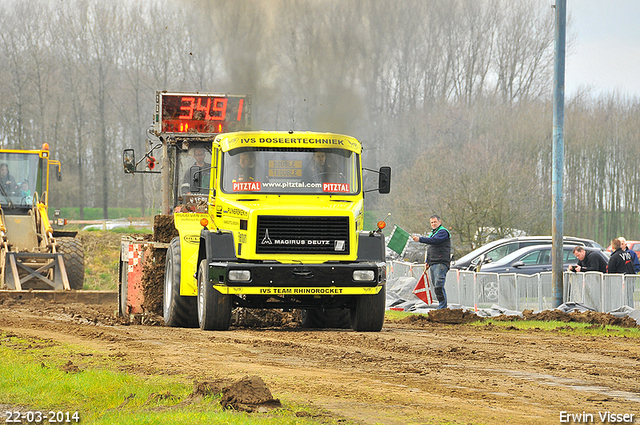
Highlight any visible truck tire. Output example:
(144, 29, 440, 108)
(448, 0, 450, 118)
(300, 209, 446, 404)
(197, 259, 232, 330)
(350, 285, 386, 332)
(163, 237, 197, 327)
(301, 308, 351, 329)
(119, 259, 128, 316)
(57, 237, 84, 290)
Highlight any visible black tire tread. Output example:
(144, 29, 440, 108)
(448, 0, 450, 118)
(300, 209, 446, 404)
(119, 259, 128, 316)
(57, 237, 84, 290)
(198, 259, 232, 330)
(164, 237, 198, 327)
(350, 285, 386, 332)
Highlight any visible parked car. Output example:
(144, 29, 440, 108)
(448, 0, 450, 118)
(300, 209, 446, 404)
(451, 236, 603, 271)
(477, 245, 609, 275)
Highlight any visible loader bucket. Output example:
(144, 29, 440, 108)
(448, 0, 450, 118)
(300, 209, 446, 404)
(4, 252, 70, 291)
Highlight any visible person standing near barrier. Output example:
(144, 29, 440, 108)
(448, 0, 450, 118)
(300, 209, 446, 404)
(568, 246, 607, 273)
(412, 215, 451, 309)
(618, 237, 640, 274)
(607, 238, 636, 274)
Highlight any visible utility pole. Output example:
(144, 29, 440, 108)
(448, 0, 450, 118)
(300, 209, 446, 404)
(552, 0, 566, 307)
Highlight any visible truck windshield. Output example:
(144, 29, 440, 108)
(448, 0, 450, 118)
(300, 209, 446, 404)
(0, 153, 39, 207)
(221, 148, 360, 195)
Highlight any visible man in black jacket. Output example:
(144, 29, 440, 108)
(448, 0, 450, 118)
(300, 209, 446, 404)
(607, 238, 636, 274)
(568, 246, 607, 273)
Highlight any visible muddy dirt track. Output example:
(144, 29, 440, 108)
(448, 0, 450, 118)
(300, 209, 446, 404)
(1, 298, 639, 425)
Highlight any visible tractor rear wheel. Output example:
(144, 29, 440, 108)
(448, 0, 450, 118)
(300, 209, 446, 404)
(163, 237, 197, 327)
(57, 237, 84, 290)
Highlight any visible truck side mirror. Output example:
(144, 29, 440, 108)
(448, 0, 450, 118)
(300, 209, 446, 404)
(378, 166, 391, 194)
(189, 165, 202, 193)
(123, 149, 136, 174)
(56, 164, 62, 181)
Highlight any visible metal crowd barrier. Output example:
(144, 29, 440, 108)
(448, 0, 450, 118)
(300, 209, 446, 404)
(387, 260, 640, 313)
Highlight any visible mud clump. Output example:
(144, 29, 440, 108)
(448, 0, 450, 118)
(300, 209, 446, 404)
(154, 215, 179, 244)
(220, 375, 282, 412)
(137, 214, 178, 316)
(397, 314, 430, 324)
(522, 309, 639, 328)
(395, 314, 432, 328)
(60, 360, 80, 373)
(235, 309, 301, 328)
(125, 311, 164, 326)
(140, 247, 165, 316)
(427, 308, 482, 324)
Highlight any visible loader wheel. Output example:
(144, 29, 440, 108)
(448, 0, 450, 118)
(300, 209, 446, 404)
(57, 237, 84, 290)
(197, 260, 232, 331)
(350, 285, 386, 332)
(301, 308, 351, 329)
(163, 237, 198, 327)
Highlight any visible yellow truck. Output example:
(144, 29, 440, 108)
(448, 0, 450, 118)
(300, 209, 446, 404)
(122, 92, 390, 331)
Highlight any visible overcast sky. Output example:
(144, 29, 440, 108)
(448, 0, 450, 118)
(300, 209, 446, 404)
(566, 0, 640, 97)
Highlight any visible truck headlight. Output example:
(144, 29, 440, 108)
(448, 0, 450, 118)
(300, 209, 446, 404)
(228, 270, 251, 281)
(353, 270, 375, 281)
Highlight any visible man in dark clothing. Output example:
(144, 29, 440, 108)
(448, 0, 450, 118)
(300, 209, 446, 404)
(607, 238, 636, 274)
(412, 215, 451, 309)
(234, 151, 256, 182)
(302, 151, 335, 183)
(182, 147, 211, 191)
(568, 246, 607, 273)
(619, 237, 640, 274)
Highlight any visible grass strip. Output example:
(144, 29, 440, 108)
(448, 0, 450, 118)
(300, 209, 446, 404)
(472, 319, 640, 336)
(385, 310, 640, 337)
(0, 332, 330, 425)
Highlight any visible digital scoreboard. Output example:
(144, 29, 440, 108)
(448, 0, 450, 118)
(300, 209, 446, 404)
(154, 92, 251, 135)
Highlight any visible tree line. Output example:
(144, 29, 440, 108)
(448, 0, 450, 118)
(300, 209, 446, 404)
(0, 0, 638, 252)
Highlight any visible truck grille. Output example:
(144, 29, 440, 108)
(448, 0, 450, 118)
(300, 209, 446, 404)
(256, 216, 350, 255)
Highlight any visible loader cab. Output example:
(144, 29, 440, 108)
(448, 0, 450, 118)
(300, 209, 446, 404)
(0, 151, 44, 212)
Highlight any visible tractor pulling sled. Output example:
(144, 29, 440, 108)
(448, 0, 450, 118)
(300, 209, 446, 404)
(120, 91, 391, 331)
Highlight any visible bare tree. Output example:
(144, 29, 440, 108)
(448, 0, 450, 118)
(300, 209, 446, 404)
(0, 2, 37, 148)
(492, 0, 555, 103)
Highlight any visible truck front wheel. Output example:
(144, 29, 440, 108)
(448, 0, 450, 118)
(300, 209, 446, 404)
(350, 285, 386, 332)
(197, 260, 232, 331)
(163, 237, 197, 327)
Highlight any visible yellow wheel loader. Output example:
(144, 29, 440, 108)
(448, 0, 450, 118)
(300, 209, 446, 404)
(0, 144, 84, 291)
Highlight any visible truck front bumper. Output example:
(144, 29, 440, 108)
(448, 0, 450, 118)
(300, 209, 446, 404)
(206, 261, 386, 296)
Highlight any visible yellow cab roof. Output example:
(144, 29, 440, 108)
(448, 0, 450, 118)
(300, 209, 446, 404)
(216, 131, 362, 154)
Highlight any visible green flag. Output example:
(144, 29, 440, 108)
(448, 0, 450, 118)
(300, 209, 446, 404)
(386, 225, 411, 256)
